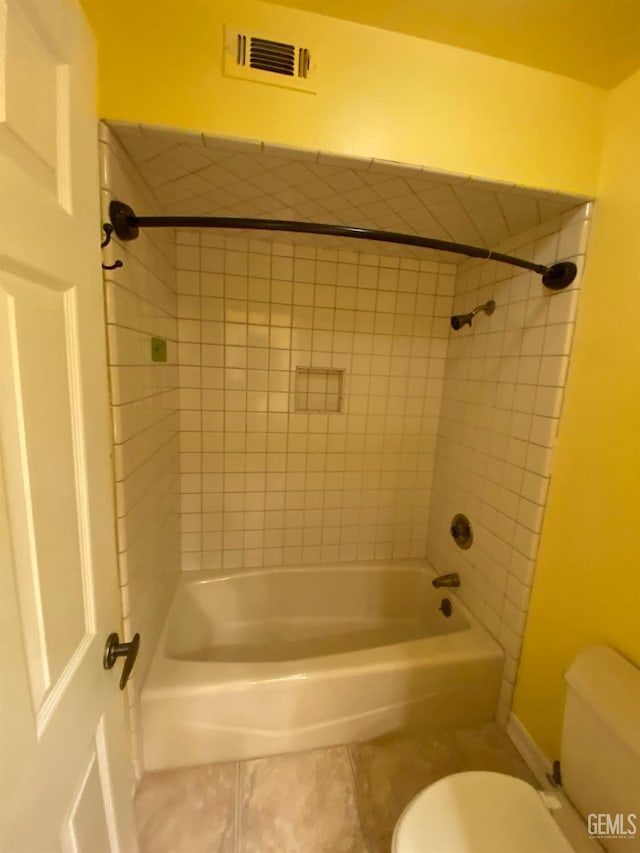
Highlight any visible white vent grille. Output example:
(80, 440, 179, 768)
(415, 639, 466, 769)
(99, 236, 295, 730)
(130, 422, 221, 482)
(224, 26, 316, 93)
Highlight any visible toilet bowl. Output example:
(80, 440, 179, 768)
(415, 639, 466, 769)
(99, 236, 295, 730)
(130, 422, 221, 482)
(393, 646, 640, 853)
(392, 771, 593, 852)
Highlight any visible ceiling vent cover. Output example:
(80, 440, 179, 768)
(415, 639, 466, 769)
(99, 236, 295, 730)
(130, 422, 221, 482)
(224, 26, 316, 93)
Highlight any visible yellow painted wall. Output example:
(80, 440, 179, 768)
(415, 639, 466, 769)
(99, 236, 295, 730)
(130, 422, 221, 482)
(79, 0, 606, 195)
(513, 69, 640, 760)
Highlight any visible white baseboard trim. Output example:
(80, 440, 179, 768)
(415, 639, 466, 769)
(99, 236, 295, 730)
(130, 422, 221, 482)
(506, 712, 554, 789)
(506, 715, 607, 852)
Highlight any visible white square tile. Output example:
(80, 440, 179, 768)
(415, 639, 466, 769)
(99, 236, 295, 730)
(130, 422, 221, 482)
(543, 324, 574, 356)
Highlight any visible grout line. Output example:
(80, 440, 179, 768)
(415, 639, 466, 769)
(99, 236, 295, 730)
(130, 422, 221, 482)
(234, 760, 242, 853)
(346, 744, 376, 853)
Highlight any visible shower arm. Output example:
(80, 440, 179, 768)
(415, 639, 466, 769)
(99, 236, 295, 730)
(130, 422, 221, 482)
(469, 300, 496, 319)
(106, 200, 577, 290)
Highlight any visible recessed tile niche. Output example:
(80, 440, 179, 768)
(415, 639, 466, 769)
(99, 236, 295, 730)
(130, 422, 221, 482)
(295, 367, 345, 413)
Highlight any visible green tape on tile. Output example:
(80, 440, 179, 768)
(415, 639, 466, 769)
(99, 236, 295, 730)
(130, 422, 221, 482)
(151, 336, 167, 362)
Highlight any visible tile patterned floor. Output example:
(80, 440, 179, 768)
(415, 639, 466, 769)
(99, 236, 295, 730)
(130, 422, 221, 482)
(135, 723, 537, 853)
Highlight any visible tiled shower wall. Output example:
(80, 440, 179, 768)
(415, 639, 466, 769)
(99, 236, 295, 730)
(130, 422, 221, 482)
(100, 125, 180, 709)
(426, 204, 590, 723)
(176, 232, 456, 571)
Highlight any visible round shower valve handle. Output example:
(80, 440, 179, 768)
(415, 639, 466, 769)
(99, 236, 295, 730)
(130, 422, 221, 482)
(103, 631, 140, 690)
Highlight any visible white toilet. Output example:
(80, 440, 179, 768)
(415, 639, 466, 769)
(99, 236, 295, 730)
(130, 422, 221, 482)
(393, 645, 640, 853)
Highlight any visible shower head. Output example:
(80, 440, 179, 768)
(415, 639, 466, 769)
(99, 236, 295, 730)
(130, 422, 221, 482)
(450, 312, 474, 330)
(450, 299, 496, 331)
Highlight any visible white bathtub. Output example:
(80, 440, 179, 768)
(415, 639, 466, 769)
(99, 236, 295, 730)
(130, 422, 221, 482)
(140, 559, 503, 770)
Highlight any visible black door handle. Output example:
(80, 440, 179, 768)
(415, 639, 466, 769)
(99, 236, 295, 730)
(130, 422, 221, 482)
(103, 632, 140, 690)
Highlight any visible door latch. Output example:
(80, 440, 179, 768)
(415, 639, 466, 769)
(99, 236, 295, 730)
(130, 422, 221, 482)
(103, 632, 140, 690)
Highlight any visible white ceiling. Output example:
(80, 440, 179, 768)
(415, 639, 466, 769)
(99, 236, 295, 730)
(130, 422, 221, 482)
(109, 121, 588, 262)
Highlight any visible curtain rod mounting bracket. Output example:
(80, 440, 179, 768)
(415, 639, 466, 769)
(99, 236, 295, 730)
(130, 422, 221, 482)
(110, 200, 139, 241)
(541, 261, 579, 290)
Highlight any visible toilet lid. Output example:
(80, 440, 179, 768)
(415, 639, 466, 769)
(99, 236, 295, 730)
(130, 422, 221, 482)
(393, 771, 575, 853)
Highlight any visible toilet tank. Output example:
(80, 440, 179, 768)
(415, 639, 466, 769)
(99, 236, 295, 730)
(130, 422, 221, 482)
(562, 645, 640, 853)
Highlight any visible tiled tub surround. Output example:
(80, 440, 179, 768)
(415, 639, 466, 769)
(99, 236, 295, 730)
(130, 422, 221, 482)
(100, 125, 181, 738)
(426, 204, 591, 723)
(176, 233, 455, 571)
(140, 559, 502, 770)
(101, 122, 595, 743)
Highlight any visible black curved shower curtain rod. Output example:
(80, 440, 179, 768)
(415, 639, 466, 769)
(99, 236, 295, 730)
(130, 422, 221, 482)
(106, 200, 577, 290)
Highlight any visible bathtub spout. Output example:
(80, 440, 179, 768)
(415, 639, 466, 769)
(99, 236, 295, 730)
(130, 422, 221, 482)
(432, 573, 460, 589)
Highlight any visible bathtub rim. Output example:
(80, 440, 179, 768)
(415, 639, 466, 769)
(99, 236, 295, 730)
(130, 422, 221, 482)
(163, 557, 469, 661)
(142, 558, 503, 696)
(169, 557, 454, 588)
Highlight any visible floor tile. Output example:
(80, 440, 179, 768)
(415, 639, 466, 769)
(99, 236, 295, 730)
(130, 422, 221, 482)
(133, 723, 539, 853)
(349, 729, 460, 853)
(450, 721, 538, 783)
(238, 746, 369, 853)
(349, 722, 538, 852)
(135, 762, 237, 853)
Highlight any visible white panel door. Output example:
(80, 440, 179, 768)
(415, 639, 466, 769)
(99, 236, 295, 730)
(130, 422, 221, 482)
(0, 1, 138, 850)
